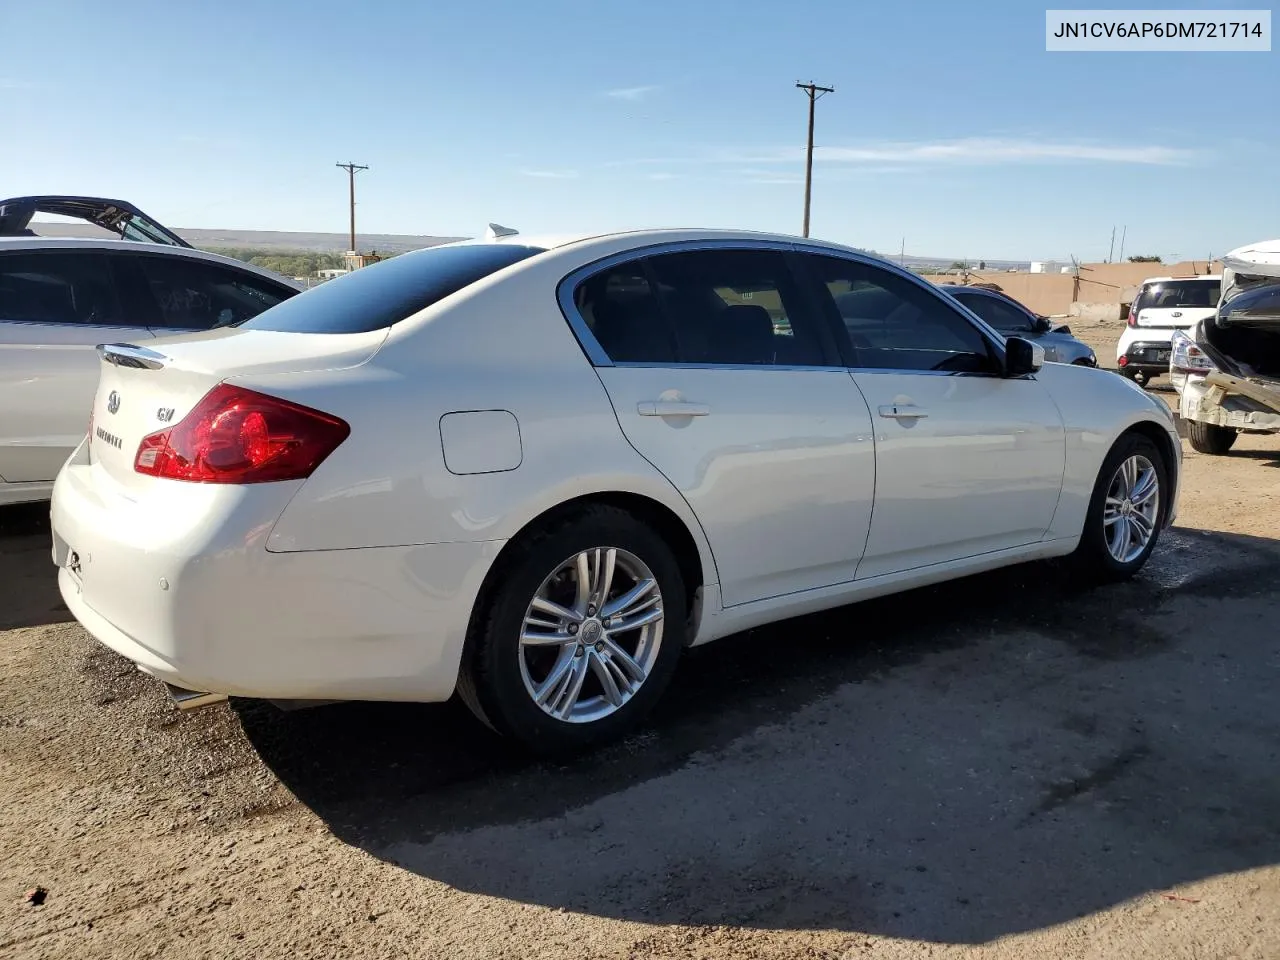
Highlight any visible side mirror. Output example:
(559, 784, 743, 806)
(1004, 336, 1045, 377)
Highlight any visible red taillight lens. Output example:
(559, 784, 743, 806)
(134, 384, 350, 483)
(1127, 309, 1140, 328)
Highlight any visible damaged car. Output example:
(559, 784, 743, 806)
(1170, 240, 1280, 454)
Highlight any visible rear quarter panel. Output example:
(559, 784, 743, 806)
(240, 253, 720, 589)
(1036, 363, 1181, 538)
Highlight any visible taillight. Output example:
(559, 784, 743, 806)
(1170, 331, 1215, 376)
(1127, 309, 1140, 328)
(134, 384, 350, 483)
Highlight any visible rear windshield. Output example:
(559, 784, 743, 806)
(239, 243, 546, 333)
(1134, 279, 1220, 312)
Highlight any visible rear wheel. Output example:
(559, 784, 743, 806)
(1071, 433, 1168, 582)
(1187, 420, 1237, 455)
(457, 505, 687, 756)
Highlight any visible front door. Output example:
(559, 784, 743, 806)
(570, 245, 877, 607)
(799, 253, 1066, 580)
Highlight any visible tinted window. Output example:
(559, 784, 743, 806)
(241, 243, 545, 334)
(808, 256, 996, 373)
(0, 250, 120, 325)
(953, 291, 1035, 333)
(573, 264, 676, 363)
(1134, 279, 1220, 311)
(644, 249, 831, 366)
(133, 256, 294, 330)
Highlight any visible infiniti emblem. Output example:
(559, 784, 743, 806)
(106, 390, 121, 414)
(581, 620, 603, 643)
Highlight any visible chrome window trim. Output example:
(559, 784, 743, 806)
(555, 236, 1014, 376)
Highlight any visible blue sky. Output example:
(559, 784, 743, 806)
(1, 0, 1274, 260)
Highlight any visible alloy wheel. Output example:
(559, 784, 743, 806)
(1103, 454, 1160, 563)
(518, 547, 665, 723)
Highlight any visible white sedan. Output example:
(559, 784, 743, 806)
(51, 228, 1180, 754)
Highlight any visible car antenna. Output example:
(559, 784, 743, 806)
(486, 223, 519, 240)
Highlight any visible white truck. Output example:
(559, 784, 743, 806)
(1170, 240, 1280, 454)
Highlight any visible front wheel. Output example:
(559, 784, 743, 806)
(1187, 420, 1237, 455)
(1071, 434, 1168, 582)
(457, 505, 687, 756)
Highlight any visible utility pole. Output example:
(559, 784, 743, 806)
(1107, 225, 1116, 263)
(795, 81, 834, 237)
(900, 236, 905, 267)
(1118, 225, 1127, 263)
(335, 162, 369, 253)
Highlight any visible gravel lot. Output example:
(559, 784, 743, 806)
(3, 335, 1279, 959)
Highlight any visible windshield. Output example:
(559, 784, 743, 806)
(1134, 280, 1220, 312)
(239, 243, 546, 334)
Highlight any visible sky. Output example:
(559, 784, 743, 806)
(1, 0, 1275, 261)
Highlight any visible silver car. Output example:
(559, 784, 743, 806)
(0, 195, 302, 506)
(940, 284, 1098, 366)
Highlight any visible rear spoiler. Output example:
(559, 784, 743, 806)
(97, 343, 167, 370)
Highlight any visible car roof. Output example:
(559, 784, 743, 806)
(470, 226, 881, 263)
(0, 236, 303, 289)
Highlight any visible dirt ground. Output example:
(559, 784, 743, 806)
(3, 327, 1279, 959)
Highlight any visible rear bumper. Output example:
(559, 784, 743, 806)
(51, 458, 503, 703)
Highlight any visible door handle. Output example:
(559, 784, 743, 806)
(878, 404, 928, 420)
(637, 400, 711, 417)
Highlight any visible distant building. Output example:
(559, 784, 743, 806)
(317, 268, 350, 280)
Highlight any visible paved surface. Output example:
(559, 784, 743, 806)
(2, 414, 1279, 958)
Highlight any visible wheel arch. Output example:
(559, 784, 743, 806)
(468, 488, 714, 653)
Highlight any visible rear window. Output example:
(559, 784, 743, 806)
(1134, 279, 1220, 312)
(239, 243, 545, 334)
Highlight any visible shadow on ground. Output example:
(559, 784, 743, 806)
(0, 503, 71, 630)
(239, 526, 1280, 942)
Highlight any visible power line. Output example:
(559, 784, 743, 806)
(795, 82, 834, 238)
(335, 162, 369, 254)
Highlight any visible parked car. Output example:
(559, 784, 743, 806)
(1116, 274, 1221, 387)
(51, 229, 1181, 754)
(1170, 241, 1280, 453)
(937, 284, 1097, 366)
(0, 196, 302, 505)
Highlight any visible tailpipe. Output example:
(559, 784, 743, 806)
(164, 682, 229, 710)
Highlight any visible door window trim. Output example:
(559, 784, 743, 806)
(789, 248, 1013, 378)
(556, 238, 845, 371)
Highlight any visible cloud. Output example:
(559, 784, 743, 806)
(609, 137, 1197, 169)
(604, 85, 660, 101)
(518, 169, 579, 179)
(645, 172, 680, 181)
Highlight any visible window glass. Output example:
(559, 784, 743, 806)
(0, 251, 120, 325)
(241, 243, 544, 334)
(808, 255, 996, 373)
(1134, 279, 1221, 311)
(133, 256, 296, 330)
(953, 292, 1035, 333)
(573, 265, 676, 363)
(644, 248, 830, 366)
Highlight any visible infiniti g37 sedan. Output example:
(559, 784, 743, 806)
(51, 229, 1181, 754)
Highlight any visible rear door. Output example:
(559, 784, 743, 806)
(568, 243, 877, 607)
(0, 247, 153, 483)
(798, 252, 1066, 580)
(110, 252, 297, 336)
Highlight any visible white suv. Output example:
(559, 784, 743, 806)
(1116, 274, 1221, 387)
(0, 196, 301, 506)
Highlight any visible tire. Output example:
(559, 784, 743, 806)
(457, 504, 687, 756)
(1187, 420, 1237, 455)
(1071, 433, 1169, 583)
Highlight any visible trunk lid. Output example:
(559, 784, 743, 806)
(87, 327, 385, 496)
(1134, 305, 1216, 329)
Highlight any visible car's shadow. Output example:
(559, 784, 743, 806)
(240, 527, 1280, 942)
(0, 503, 72, 630)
